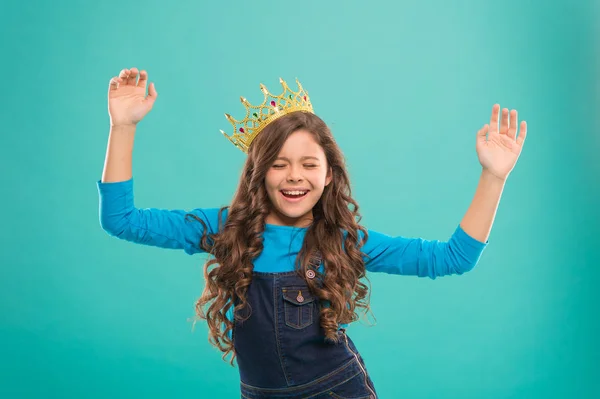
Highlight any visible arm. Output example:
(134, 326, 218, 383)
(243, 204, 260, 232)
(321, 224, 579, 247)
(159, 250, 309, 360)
(101, 124, 136, 183)
(462, 104, 528, 242)
(362, 104, 527, 278)
(97, 178, 224, 255)
(360, 170, 499, 277)
(361, 226, 487, 279)
(103, 66, 155, 183)
(359, 171, 503, 278)
(459, 169, 505, 243)
(98, 67, 223, 254)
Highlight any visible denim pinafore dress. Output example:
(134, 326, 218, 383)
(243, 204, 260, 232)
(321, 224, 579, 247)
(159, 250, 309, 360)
(233, 265, 378, 399)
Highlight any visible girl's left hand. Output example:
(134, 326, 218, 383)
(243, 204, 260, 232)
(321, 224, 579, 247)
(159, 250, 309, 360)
(476, 104, 528, 181)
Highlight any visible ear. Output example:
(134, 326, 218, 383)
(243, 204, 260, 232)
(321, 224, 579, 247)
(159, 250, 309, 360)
(325, 166, 333, 186)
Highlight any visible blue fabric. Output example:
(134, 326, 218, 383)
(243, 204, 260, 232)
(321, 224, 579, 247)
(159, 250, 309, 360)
(97, 178, 488, 279)
(97, 177, 488, 333)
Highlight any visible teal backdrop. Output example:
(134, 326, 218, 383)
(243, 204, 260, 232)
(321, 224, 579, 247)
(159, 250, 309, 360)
(1, 0, 598, 397)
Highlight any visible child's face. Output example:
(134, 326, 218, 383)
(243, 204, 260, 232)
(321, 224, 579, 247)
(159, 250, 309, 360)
(264, 129, 332, 227)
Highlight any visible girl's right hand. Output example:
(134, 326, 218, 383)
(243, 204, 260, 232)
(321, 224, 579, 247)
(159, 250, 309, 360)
(108, 67, 158, 127)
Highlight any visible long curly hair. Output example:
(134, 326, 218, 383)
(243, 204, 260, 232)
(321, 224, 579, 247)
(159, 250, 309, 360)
(188, 111, 375, 366)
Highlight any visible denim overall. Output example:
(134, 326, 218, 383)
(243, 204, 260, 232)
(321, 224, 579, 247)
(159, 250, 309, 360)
(233, 265, 378, 399)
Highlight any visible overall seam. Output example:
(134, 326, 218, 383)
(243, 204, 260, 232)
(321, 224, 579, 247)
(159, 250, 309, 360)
(273, 275, 292, 386)
(303, 368, 364, 399)
(240, 357, 358, 393)
(340, 329, 377, 398)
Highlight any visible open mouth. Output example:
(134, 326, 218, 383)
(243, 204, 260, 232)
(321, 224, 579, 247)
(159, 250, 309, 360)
(280, 189, 309, 200)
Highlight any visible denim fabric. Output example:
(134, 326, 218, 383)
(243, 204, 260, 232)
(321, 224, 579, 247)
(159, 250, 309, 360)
(235, 271, 378, 399)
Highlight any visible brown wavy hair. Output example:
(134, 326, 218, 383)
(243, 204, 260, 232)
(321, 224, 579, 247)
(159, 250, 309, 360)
(187, 111, 375, 366)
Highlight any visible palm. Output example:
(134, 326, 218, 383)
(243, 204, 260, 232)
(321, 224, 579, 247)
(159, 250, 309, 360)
(476, 104, 528, 180)
(107, 68, 157, 126)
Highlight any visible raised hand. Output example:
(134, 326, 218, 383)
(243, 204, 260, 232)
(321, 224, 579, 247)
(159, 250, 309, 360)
(108, 67, 158, 127)
(476, 104, 528, 181)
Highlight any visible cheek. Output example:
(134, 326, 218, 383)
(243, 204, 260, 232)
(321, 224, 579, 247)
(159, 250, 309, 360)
(310, 172, 329, 191)
(319, 170, 331, 185)
(264, 172, 278, 190)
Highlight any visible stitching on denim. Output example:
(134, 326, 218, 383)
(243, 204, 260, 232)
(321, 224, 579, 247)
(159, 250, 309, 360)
(307, 370, 367, 399)
(283, 300, 313, 329)
(240, 357, 357, 393)
(273, 276, 291, 386)
(283, 288, 315, 329)
(329, 390, 372, 399)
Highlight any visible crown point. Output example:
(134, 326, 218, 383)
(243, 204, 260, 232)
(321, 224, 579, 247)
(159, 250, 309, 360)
(279, 77, 284, 83)
(220, 129, 232, 139)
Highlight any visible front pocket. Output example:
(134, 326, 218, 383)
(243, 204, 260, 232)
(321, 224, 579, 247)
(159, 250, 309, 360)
(282, 287, 315, 329)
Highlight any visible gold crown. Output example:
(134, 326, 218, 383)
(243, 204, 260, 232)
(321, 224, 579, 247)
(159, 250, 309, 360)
(220, 78, 314, 153)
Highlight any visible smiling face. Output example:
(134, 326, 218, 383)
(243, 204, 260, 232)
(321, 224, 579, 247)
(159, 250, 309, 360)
(264, 129, 332, 227)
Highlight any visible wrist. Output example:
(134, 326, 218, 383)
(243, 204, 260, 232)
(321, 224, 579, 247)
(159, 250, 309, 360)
(481, 168, 507, 184)
(110, 123, 137, 131)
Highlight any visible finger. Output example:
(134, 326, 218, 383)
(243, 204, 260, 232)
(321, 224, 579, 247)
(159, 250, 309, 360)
(477, 124, 489, 138)
(489, 104, 500, 133)
(119, 68, 130, 84)
(127, 67, 139, 85)
(507, 109, 518, 139)
(500, 108, 509, 135)
(137, 70, 148, 89)
(108, 76, 123, 91)
(516, 121, 527, 145)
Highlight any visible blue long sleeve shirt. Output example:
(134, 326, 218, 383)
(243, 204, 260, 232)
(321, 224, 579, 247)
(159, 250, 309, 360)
(97, 178, 488, 277)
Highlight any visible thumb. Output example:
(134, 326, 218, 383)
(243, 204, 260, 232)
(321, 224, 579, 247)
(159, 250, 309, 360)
(477, 124, 489, 138)
(147, 82, 158, 103)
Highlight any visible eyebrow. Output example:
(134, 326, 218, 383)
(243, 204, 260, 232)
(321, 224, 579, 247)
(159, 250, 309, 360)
(275, 156, 321, 162)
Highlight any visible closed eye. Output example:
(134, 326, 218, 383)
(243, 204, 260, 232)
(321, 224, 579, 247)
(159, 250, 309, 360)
(272, 164, 286, 169)
(304, 164, 317, 168)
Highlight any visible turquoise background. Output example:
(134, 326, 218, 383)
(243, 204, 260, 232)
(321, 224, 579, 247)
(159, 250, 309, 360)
(1, 0, 598, 397)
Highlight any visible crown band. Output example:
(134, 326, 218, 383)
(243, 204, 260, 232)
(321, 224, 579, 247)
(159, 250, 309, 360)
(220, 78, 314, 153)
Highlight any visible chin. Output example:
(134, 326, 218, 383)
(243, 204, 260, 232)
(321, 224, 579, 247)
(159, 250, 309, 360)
(277, 206, 310, 218)
(270, 206, 314, 225)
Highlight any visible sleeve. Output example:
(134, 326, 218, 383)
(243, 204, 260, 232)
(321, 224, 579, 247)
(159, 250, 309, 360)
(97, 178, 225, 255)
(360, 225, 488, 279)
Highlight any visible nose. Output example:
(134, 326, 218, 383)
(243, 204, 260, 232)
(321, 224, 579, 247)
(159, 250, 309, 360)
(286, 165, 303, 182)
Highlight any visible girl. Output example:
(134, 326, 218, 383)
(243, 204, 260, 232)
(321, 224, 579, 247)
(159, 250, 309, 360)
(99, 68, 527, 399)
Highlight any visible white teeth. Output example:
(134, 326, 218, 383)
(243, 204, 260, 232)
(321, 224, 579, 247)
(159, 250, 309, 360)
(282, 190, 307, 195)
